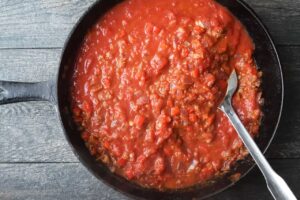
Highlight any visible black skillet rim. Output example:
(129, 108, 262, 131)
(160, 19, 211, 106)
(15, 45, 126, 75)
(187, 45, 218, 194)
(56, 0, 284, 199)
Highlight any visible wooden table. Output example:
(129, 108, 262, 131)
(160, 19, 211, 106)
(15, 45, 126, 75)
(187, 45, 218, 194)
(0, 0, 299, 199)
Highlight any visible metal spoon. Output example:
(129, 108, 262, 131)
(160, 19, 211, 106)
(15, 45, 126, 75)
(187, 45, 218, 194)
(219, 70, 297, 200)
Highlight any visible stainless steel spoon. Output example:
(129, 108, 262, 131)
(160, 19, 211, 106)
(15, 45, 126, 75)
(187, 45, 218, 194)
(219, 70, 297, 200)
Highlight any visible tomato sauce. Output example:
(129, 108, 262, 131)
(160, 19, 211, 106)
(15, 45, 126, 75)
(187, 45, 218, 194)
(71, 0, 262, 190)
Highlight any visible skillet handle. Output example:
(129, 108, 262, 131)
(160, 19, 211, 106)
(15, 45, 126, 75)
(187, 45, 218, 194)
(0, 80, 56, 105)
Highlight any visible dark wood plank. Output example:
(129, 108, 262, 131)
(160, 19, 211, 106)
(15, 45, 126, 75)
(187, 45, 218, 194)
(0, 46, 299, 162)
(266, 46, 300, 159)
(0, 0, 299, 48)
(0, 1, 299, 199)
(0, 102, 78, 163)
(0, 49, 77, 162)
(0, 0, 95, 49)
(209, 159, 300, 200)
(0, 49, 60, 81)
(0, 159, 298, 200)
(247, 0, 300, 46)
(0, 163, 128, 200)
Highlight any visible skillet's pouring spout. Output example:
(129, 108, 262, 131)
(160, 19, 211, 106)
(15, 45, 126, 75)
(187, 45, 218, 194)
(218, 70, 296, 200)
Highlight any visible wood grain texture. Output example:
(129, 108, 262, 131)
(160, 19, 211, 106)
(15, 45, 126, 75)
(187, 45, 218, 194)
(0, 102, 78, 163)
(265, 46, 300, 159)
(246, 0, 300, 46)
(0, 0, 299, 199)
(0, 163, 128, 200)
(210, 159, 300, 200)
(0, 160, 299, 200)
(0, 0, 299, 48)
(0, 48, 78, 162)
(0, 49, 60, 81)
(0, 0, 95, 49)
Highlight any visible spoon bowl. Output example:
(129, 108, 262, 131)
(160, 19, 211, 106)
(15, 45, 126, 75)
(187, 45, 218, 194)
(219, 70, 296, 200)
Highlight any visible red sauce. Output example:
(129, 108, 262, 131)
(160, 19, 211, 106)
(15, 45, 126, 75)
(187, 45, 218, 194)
(71, 0, 262, 190)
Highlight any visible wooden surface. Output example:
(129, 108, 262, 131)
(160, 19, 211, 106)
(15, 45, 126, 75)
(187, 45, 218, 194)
(0, 0, 299, 199)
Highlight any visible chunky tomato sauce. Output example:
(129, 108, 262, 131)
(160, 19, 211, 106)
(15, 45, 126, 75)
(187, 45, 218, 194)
(71, 0, 262, 190)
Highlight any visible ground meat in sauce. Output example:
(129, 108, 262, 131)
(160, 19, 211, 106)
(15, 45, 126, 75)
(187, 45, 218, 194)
(71, 0, 262, 190)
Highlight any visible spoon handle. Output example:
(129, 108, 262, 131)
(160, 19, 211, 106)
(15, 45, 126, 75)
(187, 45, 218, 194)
(220, 101, 297, 200)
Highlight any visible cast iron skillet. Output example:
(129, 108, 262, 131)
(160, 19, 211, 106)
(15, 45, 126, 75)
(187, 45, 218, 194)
(0, 0, 283, 199)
